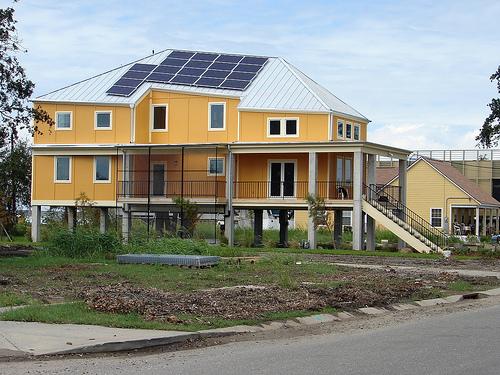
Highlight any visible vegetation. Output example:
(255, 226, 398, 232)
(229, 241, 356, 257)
(477, 65, 500, 147)
(0, 291, 34, 307)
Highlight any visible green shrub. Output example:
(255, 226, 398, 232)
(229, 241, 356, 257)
(45, 228, 121, 259)
(124, 237, 211, 255)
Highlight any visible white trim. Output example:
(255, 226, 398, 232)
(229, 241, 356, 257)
(53, 156, 72, 183)
(208, 102, 226, 131)
(327, 113, 333, 141)
(237, 110, 241, 141)
(207, 157, 225, 176)
(93, 156, 112, 184)
(55, 111, 73, 130)
(267, 159, 298, 198)
(150, 161, 167, 195)
(151, 103, 168, 132)
(266, 117, 299, 138)
(94, 110, 112, 130)
(32, 199, 120, 207)
(430, 207, 443, 228)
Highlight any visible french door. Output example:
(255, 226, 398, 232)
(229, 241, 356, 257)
(269, 161, 295, 198)
(151, 163, 166, 196)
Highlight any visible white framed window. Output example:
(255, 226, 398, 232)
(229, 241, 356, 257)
(266, 118, 299, 137)
(337, 120, 344, 139)
(208, 102, 226, 131)
(207, 157, 225, 176)
(152, 104, 168, 132)
(54, 156, 71, 183)
(346, 122, 352, 139)
(94, 111, 112, 130)
(430, 208, 443, 228)
(94, 156, 111, 183)
(353, 124, 360, 140)
(55, 111, 72, 130)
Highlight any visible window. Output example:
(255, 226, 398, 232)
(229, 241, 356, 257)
(95, 111, 112, 129)
(346, 123, 352, 139)
(267, 118, 299, 137)
(337, 120, 344, 139)
(353, 124, 360, 140)
(209, 103, 225, 130)
(430, 208, 443, 228)
(208, 157, 225, 176)
(56, 112, 72, 130)
(94, 156, 111, 183)
(152, 105, 167, 131)
(54, 156, 71, 183)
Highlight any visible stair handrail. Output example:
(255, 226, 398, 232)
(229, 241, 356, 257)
(364, 183, 447, 250)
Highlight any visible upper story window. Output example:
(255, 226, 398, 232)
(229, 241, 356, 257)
(95, 111, 112, 130)
(353, 124, 360, 140)
(209, 103, 225, 130)
(56, 111, 72, 130)
(54, 156, 71, 183)
(346, 123, 352, 139)
(208, 157, 225, 176)
(430, 208, 443, 228)
(94, 156, 111, 183)
(337, 120, 344, 139)
(267, 118, 299, 137)
(152, 104, 168, 131)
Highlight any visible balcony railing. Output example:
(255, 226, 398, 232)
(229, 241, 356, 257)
(117, 180, 226, 199)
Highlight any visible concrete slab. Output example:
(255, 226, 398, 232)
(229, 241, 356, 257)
(414, 298, 450, 307)
(283, 320, 302, 328)
(259, 321, 284, 331)
(358, 307, 388, 315)
(199, 325, 263, 336)
(391, 303, 418, 311)
(296, 314, 339, 325)
(336, 312, 355, 320)
(444, 295, 464, 303)
(479, 287, 500, 296)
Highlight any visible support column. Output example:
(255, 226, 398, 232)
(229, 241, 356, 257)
(398, 158, 407, 249)
(279, 209, 289, 247)
(334, 209, 343, 247)
(482, 208, 487, 236)
(307, 152, 318, 249)
(352, 151, 364, 250)
(121, 207, 131, 243)
(99, 208, 109, 234)
(496, 208, 499, 234)
(366, 154, 376, 251)
(68, 207, 76, 232)
(31, 205, 41, 243)
(475, 207, 480, 237)
(253, 209, 263, 247)
(225, 149, 235, 246)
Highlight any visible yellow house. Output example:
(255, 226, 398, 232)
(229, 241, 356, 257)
(378, 157, 500, 237)
(31, 48, 444, 252)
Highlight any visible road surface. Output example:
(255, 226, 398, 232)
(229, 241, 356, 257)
(2, 301, 499, 374)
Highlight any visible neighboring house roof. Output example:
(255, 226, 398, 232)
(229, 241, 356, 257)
(35, 49, 369, 121)
(384, 157, 500, 207)
(376, 166, 398, 186)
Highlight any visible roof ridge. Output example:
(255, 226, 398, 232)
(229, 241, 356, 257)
(278, 57, 330, 112)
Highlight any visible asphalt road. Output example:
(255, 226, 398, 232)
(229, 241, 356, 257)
(2, 303, 500, 375)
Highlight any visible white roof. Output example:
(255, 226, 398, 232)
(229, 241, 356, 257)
(36, 49, 368, 121)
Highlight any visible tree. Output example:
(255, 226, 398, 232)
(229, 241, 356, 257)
(0, 5, 53, 146)
(477, 66, 500, 147)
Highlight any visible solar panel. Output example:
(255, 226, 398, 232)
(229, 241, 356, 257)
(107, 50, 269, 96)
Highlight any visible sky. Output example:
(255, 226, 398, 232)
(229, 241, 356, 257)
(5, 0, 500, 150)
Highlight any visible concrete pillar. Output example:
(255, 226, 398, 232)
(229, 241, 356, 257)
(496, 208, 499, 234)
(121, 208, 131, 242)
(68, 207, 76, 232)
(307, 152, 318, 249)
(352, 151, 364, 250)
(225, 150, 235, 246)
(31, 205, 41, 243)
(99, 208, 109, 234)
(475, 207, 480, 237)
(334, 209, 343, 247)
(366, 154, 376, 251)
(253, 209, 263, 247)
(482, 208, 487, 236)
(279, 209, 289, 247)
(398, 158, 407, 249)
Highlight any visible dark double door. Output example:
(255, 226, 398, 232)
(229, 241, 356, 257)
(270, 162, 295, 197)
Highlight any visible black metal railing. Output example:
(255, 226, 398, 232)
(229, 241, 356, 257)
(117, 180, 226, 199)
(364, 183, 447, 250)
(233, 181, 309, 199)
(316, 181, 353, 200)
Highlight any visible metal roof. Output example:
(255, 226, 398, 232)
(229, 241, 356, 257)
(36, 49, 369, 120)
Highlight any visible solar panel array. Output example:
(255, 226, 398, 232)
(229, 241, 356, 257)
(106, 50, 269, 97)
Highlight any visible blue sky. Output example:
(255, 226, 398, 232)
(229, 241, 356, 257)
(7, 0, 500, 149)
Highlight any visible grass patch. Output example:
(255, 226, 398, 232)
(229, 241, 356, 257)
(447, 280, 475, 292)
(0, 291, 34, 307)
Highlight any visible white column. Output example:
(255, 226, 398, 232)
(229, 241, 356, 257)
(475, 207, 480, 237)
(352, 151, 364, 250)
(308, 152, 318, 249)
(225, 150, 235, 246)
(31, 205, 41, 243)
(99, 208, 109, 234)
(398, 158, 407, 249)
(68, 207, 76, 232)
(482, 208, 487, 236)
(496, 208, 499, 234)
(366, 154, 376, 251)
(121, 207, 131, 242)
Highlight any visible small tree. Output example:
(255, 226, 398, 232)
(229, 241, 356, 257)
(306, 193, 335, 247)
(174, 197, 201, 238)
(75, 192, 98, 228)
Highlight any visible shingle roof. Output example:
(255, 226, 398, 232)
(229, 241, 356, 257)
(376, 166, 398, 186)
(35, 49, 369, 121)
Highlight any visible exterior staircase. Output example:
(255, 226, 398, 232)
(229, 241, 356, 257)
(363, 184, 446, 253)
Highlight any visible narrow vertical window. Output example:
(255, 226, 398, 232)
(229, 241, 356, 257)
(431, 208, 443, 228)
(152, 105, 167, 131)
(54, 156, 71, 182)
(354, 124, 360, 140)
(346, 123, 352, 139)
(209, 103, 225, 130)
(94, 156, 111, 183)
(337, 121, 344, 139)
